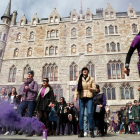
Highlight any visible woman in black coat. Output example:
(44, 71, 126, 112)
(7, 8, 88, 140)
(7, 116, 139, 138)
(36, 78, 55, 132)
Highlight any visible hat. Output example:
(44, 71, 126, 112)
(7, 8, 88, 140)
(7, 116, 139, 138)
(28, 70, 34, 76)
(82, 66, 89, 72)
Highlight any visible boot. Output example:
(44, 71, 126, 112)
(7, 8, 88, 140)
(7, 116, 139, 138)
(49, 131, 53, 136)
(53, 130, 56, 136)
(90, 129, 95, 138)
(78, 129, 84, 137)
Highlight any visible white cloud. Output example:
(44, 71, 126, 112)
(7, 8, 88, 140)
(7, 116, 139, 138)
(0, 0, 140, 21)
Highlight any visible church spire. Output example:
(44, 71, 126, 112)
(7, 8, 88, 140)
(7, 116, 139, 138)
(80, 0, 83, 14)
(1, 0, 11, 20)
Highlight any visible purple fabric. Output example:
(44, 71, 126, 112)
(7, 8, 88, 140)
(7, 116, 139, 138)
(41, 88, 46, 98)
(23, 78, 33, 93)
(102, 93, 106, 108)
(131, 35, 140, 70)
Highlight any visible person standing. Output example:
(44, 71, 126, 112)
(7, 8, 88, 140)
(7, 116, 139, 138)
(17, 70, 38, 137)
(74, 66, 96, 138)
(93, 85, 106, 137)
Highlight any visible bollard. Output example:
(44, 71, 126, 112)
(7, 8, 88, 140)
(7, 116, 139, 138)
(43, 129, 47, 140)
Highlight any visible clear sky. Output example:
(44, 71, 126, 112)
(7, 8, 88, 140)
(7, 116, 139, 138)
(0, 0, 139, 21)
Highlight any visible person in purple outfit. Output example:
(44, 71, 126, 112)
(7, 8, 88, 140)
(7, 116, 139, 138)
(17, 70, 38, 137)
(124, 32, 140, 75)
(93, 85, 106, 137)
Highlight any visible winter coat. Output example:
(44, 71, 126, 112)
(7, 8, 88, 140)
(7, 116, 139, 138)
(123, 109, 129, 124)
(36, 86, 55, 111)
(132, 105, 140, 123)
(74, 75, 96, 100)
(22, 80, 38, 101)
(49, 107, 57, 122)
(114, 114, 118, 124)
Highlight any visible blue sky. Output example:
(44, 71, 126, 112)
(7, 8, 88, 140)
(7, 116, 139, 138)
(0, 0, 139, 21)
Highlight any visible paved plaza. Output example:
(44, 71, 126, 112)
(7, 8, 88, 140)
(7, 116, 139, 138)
(0, 134, 140, 140)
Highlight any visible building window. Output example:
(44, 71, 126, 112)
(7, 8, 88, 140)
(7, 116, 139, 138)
(0, 32, 2, 40)
(87, 43, 92, 53)
(55, 16, 58, 23)
(52, 85, 63, 101)
(110, 42, 116, 52)
(106, 43, 110, 52)
(55, 46, 58, 55)
(71, 28, 76, 37)
(132, 24, 138, 33)
(50, 17, 53, 23)
(47, 31, 50, 38)
(71, 45, 76, 54)
(70, 62, 78, 81)
(87, 14, 90, 20)
(87, 61, 95, 78)
(45, 47, 48, 56)
(27, 48, 32, 57)
(130, 10, 134, 17)
(49, 46, 54, 55)
(107, 60, 125, 79)
(109, 25, 114, 34)
(8, 65, 16, 82)
(50, 30, 55, 38)
(120, 83, 134, 99)
(117, 43, 120, 52)
(105, 12, 109, 18)
(23, 65, 31, 81)
(86, 27, 92, 36)
(29, 31, 34, 40)
(110, 12, 114, 18)
(20, 20, 24, 26)
(56, 30, 59, 38)
(3, 33, 6, 41)
(72, 15, 76, 21)
(115, 26, 118, 34)
(17, 33, 21, 41)
(33, 19, 36, 25)
(42, 64, 58, 81)
(14, 48, 19, 57)
(103, 84, 116, 100)
(105, 26, 108, 34)
(0, 49, 3, 57)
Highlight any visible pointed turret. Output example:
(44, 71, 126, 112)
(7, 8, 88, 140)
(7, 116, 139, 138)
(1, 0, 11, 20)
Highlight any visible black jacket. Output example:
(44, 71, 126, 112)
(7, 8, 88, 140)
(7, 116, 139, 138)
(36, 86, 55, 111)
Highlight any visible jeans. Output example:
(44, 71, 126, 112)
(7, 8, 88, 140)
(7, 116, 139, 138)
(120, 123, 124, 131)
(17, 101, 36, 117)
(84, 107, 88, 132)
(79, 98, 94, 130)
(136, 122, 140, 132)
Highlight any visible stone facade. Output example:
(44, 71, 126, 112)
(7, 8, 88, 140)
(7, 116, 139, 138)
(0, 2, 140, 107)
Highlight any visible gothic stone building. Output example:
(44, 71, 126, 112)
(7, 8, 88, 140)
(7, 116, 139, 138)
(0, 0, 140, 109)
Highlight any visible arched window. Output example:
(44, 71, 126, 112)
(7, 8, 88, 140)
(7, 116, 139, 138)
(71, 45, 76, 54)
(20, 20, 24, 26)
(23, 65, 31, 81)
(3, 33, 7, 41)
(49, 46, 54, 55)
(87, 14, 90, 20)
(0, 32, 2, 40)
(130, 10, 134, 17)
(29, 31, 34, 40)
(50, 30, 55, 38)
(132, 24, 138, 33)
(55, 46, 58, 55)
(70, 62, 78, 81)
(14, 48, 19, 57)
(17, 33, 21, 41)
(0, 49, 3, 57)
(8, 65, 16, 82)
(102, 84, 116, 100)
(120, 83, 134, 100)
(105, 12, 109, 18)
(109, 25, 114, 34)
(117, 43, 120, 52)
(87, 43, 92, 53)
(110, 12, 114, 18)
(105, 26, 108, 34)
(115, 26, 118, 34)
(107, 60, 125, 79)
(47, 31, 50, 38)
(71, 28, 76, 37)
(45, 47, 48, 56)
(87, 62, 95, 78)
(50, 17, 53, 23)
(42, 63, 58, 81)
(56, 30, 59, 38)
(52, 85, 63, 101)
(55, 16, 58, 23)
(72, 15, 76, 21)
(86, 27, 92, 36)
(110, 42, 116, 52)
(106, 43, 110, 52)
(33, 19, 36, 25)
(27, 48, 32, 57)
